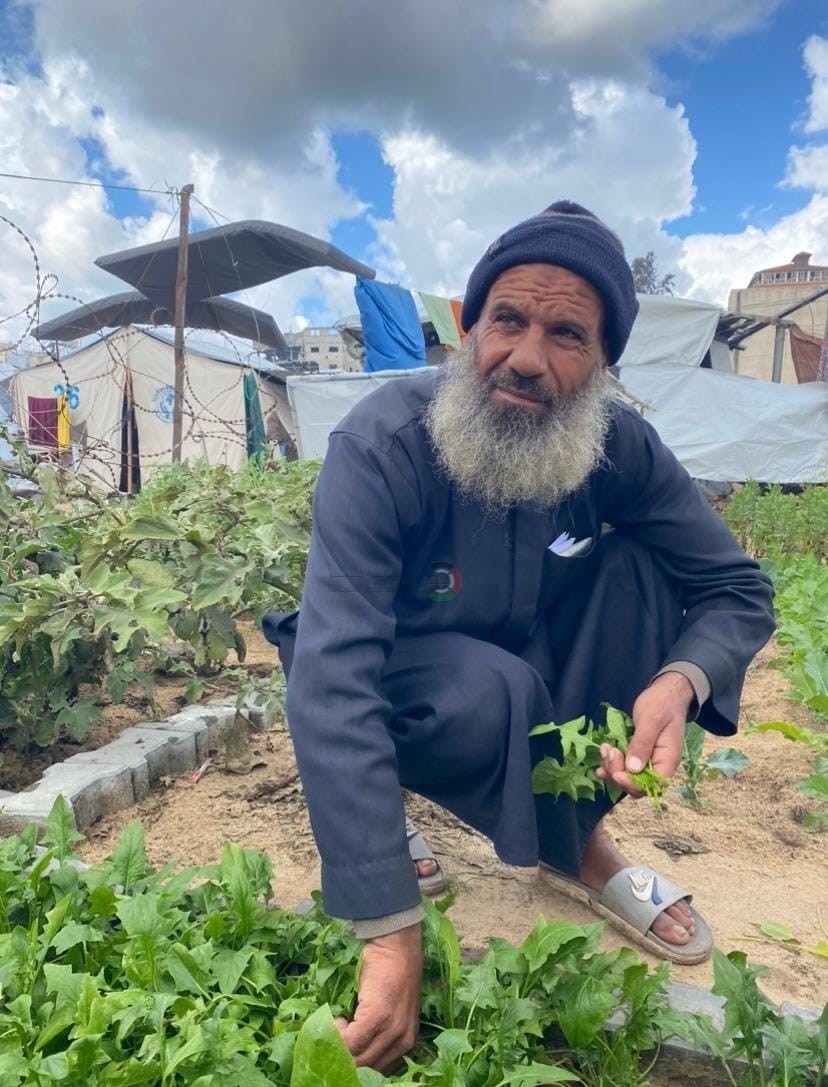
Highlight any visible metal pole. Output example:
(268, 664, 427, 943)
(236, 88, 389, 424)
(126, 369, 134, 494)
(171, 183, 194, 462)
(770, 323, 786, 383)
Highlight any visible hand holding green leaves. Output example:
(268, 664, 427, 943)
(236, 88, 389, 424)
(531, 706, 672, 809)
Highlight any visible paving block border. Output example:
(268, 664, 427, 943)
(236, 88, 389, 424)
(0, 697, 260, 835)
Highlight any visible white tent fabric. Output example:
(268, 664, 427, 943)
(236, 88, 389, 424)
(12, 335, 126, 486)
(128, 333, 249, 474)
(287, 368, 438, 458)
(616, 362, 828, 482)
(9, 327, 272, 487)
(287, 360, 827, 483)
(286, 295, 729, 461)
(618, 294, 723, 370)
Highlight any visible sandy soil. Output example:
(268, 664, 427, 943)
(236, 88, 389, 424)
(79, 629, 828, 1010)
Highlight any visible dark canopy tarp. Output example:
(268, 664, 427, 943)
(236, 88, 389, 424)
(34, 291, 289, 353)
(95, 220, 376, 308)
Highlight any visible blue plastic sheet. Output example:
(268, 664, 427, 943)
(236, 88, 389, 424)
(355, 278, 426, 372)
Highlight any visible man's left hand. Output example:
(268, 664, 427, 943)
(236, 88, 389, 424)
(596, 672, 694, 798)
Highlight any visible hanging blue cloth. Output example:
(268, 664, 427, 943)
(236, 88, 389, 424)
(355, 278, 427, 372)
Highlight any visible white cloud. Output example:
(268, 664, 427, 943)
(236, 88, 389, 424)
(679, 195, 828, 304)
(678, 34, 828, 307)
(0, 52, 365, 345)
(803, 35, 828, 133)
(26, 0, 777, 163)
(0, 0, 813, 341)
(524, 0, 782, 74)
(785, 143, 828, 192)
(371, 81, 695, 297)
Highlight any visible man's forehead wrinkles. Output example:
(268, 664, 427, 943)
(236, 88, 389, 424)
(487, 286, 600, 323)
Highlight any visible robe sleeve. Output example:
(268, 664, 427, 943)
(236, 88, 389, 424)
(285, 430, 422, 920)
(603, 408, 776, 735)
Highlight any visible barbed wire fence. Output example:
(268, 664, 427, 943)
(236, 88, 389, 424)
(1, 213, 292, 493)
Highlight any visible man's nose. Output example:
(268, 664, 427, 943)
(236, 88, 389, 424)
(505, 327, 547, 377)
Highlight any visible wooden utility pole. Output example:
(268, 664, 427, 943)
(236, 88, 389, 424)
(171, 183, 194, 462)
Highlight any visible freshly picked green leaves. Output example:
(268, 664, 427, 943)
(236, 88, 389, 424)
(530, 705, 671, 809)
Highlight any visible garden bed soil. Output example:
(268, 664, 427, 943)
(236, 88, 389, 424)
(77, 630, 828, 1011)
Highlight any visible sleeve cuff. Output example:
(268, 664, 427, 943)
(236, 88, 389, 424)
(653, 660, 711, 713)
(350, 904, 425, 940)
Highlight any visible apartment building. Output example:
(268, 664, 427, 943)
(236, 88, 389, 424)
(282, 326, 359, 371)
(728, 252, 828, 383)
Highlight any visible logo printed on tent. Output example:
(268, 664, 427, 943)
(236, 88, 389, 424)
(154, 385, 175, 423)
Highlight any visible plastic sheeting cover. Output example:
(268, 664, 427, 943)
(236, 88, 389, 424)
(617, 362, 828, 482)
(619, 294, 723, 370)
(287, 368, 438, 458)
(355, 279, 427, 373)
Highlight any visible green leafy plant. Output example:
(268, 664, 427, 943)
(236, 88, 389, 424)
(0, 799, 825, 1086)
(724, 481, 828, 561)
(686, 949, 828, 1087)
(0, 451, 319, 752)
(530, 706, 671, 810)
(674, 722, 750, 807)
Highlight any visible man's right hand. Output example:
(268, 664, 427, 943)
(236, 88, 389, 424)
(335, 922, 423, 1072)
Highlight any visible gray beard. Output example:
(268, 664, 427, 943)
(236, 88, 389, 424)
(423, 337, 613, 516)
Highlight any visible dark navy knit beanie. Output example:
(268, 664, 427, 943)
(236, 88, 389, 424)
(460, 200, 639, 364)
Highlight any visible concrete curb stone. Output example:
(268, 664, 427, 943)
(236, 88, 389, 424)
(0, 697, 253, 834)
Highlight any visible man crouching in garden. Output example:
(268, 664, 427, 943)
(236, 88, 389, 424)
(264, 200, 775, 1072)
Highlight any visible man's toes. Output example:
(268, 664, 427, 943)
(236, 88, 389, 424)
(650, 910, 691, 945)
(665, 902, 696, 934)
(415, 859, 438, 879)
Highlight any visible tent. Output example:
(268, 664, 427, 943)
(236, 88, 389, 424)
(8, 327, 282, 490)
(613, 296, 828, 482)
(34, 291, 288, 354)
(95, 220, 375, 308)
(283, 294, 828, 482)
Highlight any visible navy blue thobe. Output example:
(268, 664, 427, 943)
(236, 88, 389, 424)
(276, 370, 775, 922)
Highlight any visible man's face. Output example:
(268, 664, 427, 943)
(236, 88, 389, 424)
(474, 263, 606, 411)
(423, 262, 613, 515)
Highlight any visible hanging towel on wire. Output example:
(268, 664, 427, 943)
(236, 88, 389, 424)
(27, 396, 58, 446)
(243, 370, 268, 460)
(418, 292, 465, 349)
(355, 278, 426, 372)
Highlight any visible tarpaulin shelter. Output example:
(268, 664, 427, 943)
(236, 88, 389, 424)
(36, 219, 375, 355)
(354, 278, 427, 372)
(94, 220, 375, 309)
(35, 291, 289, 354)
(8, 327, 282, 490)
(614, 295, 828, 482)
(283, 293, 828, 481)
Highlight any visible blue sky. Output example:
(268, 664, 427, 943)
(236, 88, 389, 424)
(658, 0, 828, 237)
(2, 0, 828, 334)
(321, 0, 828, 258)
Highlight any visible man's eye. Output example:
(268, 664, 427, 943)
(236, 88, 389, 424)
(494, 312, 519, 325)
(553, 326, 581, 340)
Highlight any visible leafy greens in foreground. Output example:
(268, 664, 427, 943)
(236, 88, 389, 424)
(0, 798, 825, 1086)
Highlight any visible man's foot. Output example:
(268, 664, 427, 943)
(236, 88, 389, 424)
(414, 859, 440, 881)
(405, 818, 445, 896)
(579, 828, 695, 946)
